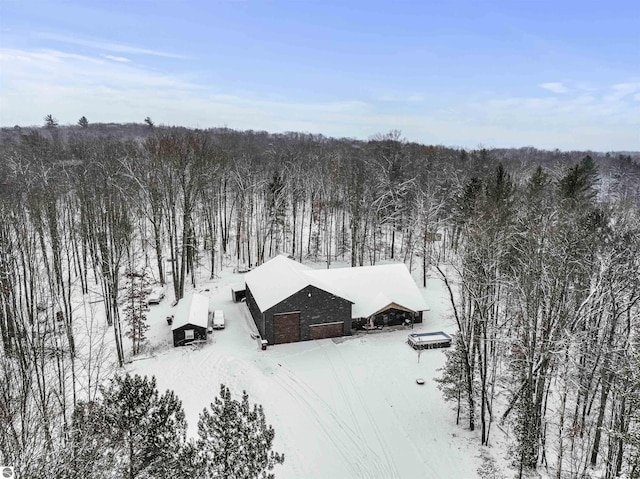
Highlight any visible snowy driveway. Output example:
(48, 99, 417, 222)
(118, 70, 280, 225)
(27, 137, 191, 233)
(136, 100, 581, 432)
(129, 281, 482, 479)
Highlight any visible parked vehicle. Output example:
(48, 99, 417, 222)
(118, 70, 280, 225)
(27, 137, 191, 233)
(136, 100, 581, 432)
(147, 286, 166, 305)
(213, 309, 225, 329)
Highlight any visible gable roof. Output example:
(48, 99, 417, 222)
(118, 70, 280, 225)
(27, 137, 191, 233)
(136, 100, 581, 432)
(171, 293, 209, 330)
(244, 255, 351, 312)
(306, 263, 429, 318)
(245, 256, 428, 318)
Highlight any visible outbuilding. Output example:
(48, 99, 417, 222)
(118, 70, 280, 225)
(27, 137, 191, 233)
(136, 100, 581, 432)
(171, 293, 209, 346)
(230, 283, 246, 303)
(244, 256, 428, 346)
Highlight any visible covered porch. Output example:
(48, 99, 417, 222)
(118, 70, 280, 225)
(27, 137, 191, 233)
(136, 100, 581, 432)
(353, 303, 424, 331)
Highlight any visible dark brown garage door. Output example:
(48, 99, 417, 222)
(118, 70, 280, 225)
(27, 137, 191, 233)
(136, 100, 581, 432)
(273, 312, 301, 344)
(309, 321, 344, 340)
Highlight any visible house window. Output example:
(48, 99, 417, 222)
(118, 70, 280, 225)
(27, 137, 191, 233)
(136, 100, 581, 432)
(185, 329, 194, 340)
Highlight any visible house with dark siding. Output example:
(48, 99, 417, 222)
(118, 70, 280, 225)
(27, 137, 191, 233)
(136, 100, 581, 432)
(244, 256, 428, 345)
(171, 293, 209, 346)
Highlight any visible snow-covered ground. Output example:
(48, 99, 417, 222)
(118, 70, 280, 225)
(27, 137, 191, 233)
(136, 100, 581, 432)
(127, 264, 489, 479)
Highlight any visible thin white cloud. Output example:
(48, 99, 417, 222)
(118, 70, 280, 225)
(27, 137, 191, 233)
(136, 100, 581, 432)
(0, 48, 370, 131)
(103, 54, 131, 63)
(35, 32, 189, 59)
(604, 82, 640, 105)
(0, 47, 638, 151)
(612, 82, 640, 94)
(376, 93, 424, 103)
(1, 48, 196, 90)
(539, 82, 569, 94)
(605, 82, 640, 102)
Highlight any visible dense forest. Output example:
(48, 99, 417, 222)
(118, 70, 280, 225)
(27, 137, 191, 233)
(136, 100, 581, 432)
(1, 121, 639, 478)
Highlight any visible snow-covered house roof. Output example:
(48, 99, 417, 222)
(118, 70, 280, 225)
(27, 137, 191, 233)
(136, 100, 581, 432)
(171, 293, 209, 330)
(244, 255, 351, 312)
(307, 264, 429, 318)
(245, 256, 428, 318)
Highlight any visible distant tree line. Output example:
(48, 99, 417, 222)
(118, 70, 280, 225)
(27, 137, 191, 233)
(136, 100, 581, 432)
(0, 123, 638, 477)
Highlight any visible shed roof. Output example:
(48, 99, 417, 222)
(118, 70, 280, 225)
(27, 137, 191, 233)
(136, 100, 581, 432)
(171, 293, 209, 330)
(245, 256, 428, 318)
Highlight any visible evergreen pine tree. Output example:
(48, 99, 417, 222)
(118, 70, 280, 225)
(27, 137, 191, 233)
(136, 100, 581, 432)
(59, 376, 197, 479)
(124, 268, 151, 355)
(435, 334, 472, 426)
(44, 114, 59, 128)
(98, 373, 188, 479)
(524, 166, 551, 216)
(197, 384, 284, 479)
(53, 400, 114, 479)
(558, 155, 599, 205)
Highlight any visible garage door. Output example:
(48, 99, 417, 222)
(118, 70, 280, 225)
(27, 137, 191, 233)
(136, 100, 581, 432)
(273, 312, 300, 344)
(309, 321, 344, 340)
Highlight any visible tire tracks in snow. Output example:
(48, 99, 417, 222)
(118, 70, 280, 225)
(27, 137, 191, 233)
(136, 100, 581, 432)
(269, 354, 390, 479)
(329, 342, 401, 479)
(269, 367, 368, 478)
(334, 344, 441, 479)
(320, 342, 396, 479)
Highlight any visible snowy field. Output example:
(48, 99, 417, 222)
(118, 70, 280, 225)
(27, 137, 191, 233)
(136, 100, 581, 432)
(127, 265, 488, 479)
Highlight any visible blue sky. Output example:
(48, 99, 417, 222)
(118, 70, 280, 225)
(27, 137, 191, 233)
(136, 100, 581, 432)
(1, 0, 638, 151)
